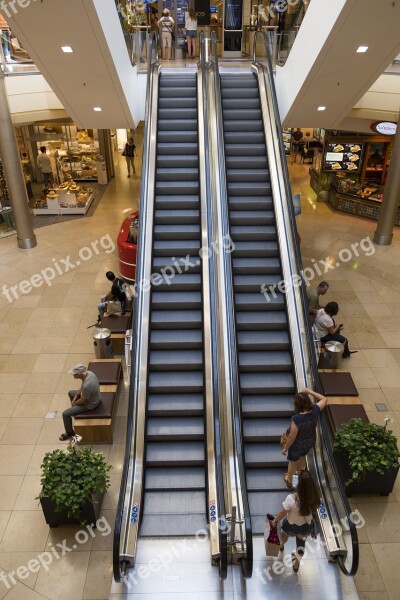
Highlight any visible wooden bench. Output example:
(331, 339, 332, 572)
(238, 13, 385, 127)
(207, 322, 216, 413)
(100, 314, 132, 354)
(73, 359, 123, 443)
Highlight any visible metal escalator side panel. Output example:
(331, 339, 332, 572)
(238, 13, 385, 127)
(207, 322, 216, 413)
(116, 61, 160, 573)
(197, 64, 223, 568)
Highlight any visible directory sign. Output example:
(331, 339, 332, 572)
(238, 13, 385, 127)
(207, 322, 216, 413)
(224, 0, 243, 29)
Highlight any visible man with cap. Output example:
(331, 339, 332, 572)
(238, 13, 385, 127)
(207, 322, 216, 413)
(59, 364, 101, 441)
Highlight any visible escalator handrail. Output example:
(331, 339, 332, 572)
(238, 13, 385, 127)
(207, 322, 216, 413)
(199, 32, 228, 580)
(210, 31, 253, 579)
(113, 32, 159, 582)
(254, 29, 359, 576)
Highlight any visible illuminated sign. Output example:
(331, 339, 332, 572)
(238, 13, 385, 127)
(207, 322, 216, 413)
(370, 121, 397, 136)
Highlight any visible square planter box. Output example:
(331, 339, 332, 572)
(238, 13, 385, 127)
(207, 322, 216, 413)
(333, 450, 399, 497)
(40, 492, 103, 527)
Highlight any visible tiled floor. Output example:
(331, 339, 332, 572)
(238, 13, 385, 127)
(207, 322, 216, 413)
(0, 134, 399, 600)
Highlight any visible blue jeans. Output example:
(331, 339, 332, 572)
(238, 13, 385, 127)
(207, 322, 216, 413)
(62, 390, 90, 435)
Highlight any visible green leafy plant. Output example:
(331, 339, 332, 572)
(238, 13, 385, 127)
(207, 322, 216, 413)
(37, 446, 112, 523)
(334, 418, 400, 484)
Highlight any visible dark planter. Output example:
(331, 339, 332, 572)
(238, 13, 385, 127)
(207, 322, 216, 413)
(333, 450, 399, 497)
(40, 491, 104, 527)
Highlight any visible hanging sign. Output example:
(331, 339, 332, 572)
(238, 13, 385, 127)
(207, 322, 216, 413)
(370, 121, 397, 136)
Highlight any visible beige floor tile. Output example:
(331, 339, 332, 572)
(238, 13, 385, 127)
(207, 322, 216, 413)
(372, 367, 400, 387)
(22, 372, 61, 395)
(363, 349, 399, 369)
(0, 511, 49, 552)
(82, 551, 112, 600)
(0, 552, 43, 591)
(354, 543, 386, 592)
(101, 473, 121, 510)
(90, 510, 115, 551)
(0, 374, 28, 394)
(0, 582, 48, 599)
(358, 592, 389, 600)
(55, 373, 77, 395)
(70, 335, 96, 354)
(0, 356, 7, 370)
(0, 446, 34, 476)
(35, 551, 90, 600)
(346, 367, 380, 389)
(13, 476, 42, 511)
(353, 332, 388, 349)
(26, 444, 64, 476)
(111, 417, 127, 445)
(11, 338, 44, 356)
(0, 418, 9, 441)
(349, 280, 376, 292)
(0, 395, 20, 418)
(36, 295, 64, 309)
(344, 317, 378, 334)
(4, 308, 33, 325)
(12, 394, 53, 419)
(26, 308, 60, 325)
(46, 525, 94, 553)
(0, 476, 23, 510)
(389, 349, 400, 366)
(49, 393, 69, 413)
(358, 388, 390, 411)
(363, 304, 393, 318)
(107, 444, 125, 473)
(32, 354, 68, 373)
(55, 308, 85, 323)
(371, 543, 400, 600)
(0, 338, 16, 355)
(1, 355, 37, 374)
(42, 337, 74, 354)
(0, 510, 10, 542)
(359, 503, 400, 543)
(373, 316, 400, 332)
(0, 418, 44, 446)
(47, 322, 80, 338)
(380, 331, 400, 348)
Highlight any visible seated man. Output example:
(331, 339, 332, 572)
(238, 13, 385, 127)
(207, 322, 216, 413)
(307, 281, 329, 317)
(97, 271, 127, 321)
(59, 364, 101, 441)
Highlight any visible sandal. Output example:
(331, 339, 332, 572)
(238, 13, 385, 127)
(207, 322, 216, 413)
(284, 474, 293, 489)
(59, 433, 73, 441)
(291, 553, 300, 572)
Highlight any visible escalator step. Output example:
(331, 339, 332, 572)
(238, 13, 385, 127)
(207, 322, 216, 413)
(225, 143, 266, 156)
(156, 167, 199, 181)
(148, 393, 203, 415)
(158, 119, 198, 131)
(157, 142, 198, 155)
(158, 108, 198, 120)
(227, 169, 269, 183)
(145, 466, 205, 489)
(241, 394, 294, 416)
(226, 156, 268, 169)
(231, 225, 276, 241)
(147, 416, 204, 439)
(233, 274, 281, 291)
(238, 350, 293, 372)
(236, 311, 288, 330)
(140, 513, 207, 537)
(224, 132, 265, 144)
(222, 98, 261, 110)
(243, 418, 292, 441)
(148, 370, 204, 392)
(146, 441, 205, 465)
(224, 120, 264, 132)
(155, 195, 199, 209)
(158, 130, 198, 143)
(159, 97, 197, 109)
(240, 371, 295, 394)
(152, 256, 201, 274)
(151, 310, 202, 329)
(233, 241, 277, 256)
(235, 292, 285, 311)
(150, 329, 203, 349)
(155, 180, 199, 195)
(230, 210, 274, 225)
(244, 442, 287, 466)
(157, 155, 199, 168)
(233, 257, 281, 273)
(246, 468, 288, 491)
(159, 87, 197, 98)
(150, 273, 202, 291)
(154, 209, 200, 224)
(149, 349, 203, 370)
(237, 330, 290, 350)
(154, 224, 200, 240)
(153, 240, 200, 256)
(228, 182, 271, 196)
(151, 291, 202, 310)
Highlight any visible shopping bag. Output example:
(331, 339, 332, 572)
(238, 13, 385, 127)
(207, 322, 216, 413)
(264, 517, 280, 557)
(105, 299, 122, 317)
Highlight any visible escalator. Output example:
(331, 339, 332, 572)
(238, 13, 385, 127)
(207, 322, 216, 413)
(141, 72, 208, 535)
(220, 72, 295, 534)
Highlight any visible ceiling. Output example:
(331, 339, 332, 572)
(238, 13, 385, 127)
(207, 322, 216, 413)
(2, 0, 139, 128)
(277, 0, 400, 130)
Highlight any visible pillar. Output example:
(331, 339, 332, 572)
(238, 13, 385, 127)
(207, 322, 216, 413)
(0, 70, 37, 249)
(373, 124, 400, 246)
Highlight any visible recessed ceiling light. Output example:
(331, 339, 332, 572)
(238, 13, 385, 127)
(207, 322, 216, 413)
(356, 46, 368, 53)
(93, 107, 102, 112)
(61, 46, 73, 53)
(317, 106, 326, 111)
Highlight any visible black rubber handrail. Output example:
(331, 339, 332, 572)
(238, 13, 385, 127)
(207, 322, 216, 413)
(200, 31, 228, 580)
(112, 32, 159, 583)
(210, 31, 253, 579)
(254, 29, 359, 576)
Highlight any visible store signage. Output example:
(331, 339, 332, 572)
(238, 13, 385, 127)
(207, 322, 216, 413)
(195, 0, 210, 24)
(323, 142, 364, 173)
(370, 121, 397, 136)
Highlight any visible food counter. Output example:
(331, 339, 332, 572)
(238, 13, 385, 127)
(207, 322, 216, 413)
(328, 174, 400, 227)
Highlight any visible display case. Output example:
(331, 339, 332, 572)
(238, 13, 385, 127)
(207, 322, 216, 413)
(282, 128, 291, 155)
(56, 150, 98, 181)
(328, 173, 400, 227)
(33, 182, 94, 215)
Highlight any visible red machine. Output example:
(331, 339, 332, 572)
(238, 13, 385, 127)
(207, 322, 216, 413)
(117, 211, 138, 282)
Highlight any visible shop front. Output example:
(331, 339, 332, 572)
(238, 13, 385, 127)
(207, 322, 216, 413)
(309, 129, 398, 227)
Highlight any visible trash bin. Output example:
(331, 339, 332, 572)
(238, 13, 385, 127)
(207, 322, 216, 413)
(93, 327, 114, 359)
(323, 341, 344, 370)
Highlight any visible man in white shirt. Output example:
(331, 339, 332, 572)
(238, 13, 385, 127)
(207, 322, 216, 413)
(37, 146, 53, 188)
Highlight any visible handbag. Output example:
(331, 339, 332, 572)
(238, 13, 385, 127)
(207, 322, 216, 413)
(264, 517, 280, 557)
(122, 149, 126, 156)
(280, 426, 291, 448)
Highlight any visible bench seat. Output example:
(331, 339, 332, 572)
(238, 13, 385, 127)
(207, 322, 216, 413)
(100, 315, 132, 354)
(87, 359, 122, 385)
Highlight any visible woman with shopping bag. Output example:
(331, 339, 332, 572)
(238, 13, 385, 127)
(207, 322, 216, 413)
(268, 471, 320, 572)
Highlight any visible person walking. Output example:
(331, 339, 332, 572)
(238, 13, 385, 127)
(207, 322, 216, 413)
(281, 388, 327, 488)
(37, 146, 53, 188)
(314, 301, 357, 358)
(269, 470, 321, 572)
(157, 8, 175, 61)
(59, 364, 101, 441)
(123, 137, 138, 177)
(291, 128, 303, 164)
(185, 8, 197, 59)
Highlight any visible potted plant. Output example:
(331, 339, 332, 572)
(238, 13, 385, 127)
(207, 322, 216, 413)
(37, 445, 112, 527)
(333, 418, 400, 496)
